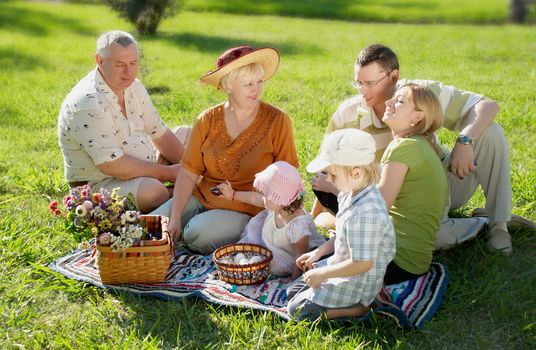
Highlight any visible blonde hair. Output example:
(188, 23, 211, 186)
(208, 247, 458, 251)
(328, 162, 380, 192)
(219, 63, 264, 92)
(403, 83, 443, 155)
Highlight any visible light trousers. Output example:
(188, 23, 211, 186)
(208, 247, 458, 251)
(435, 123, 512, 249)
(151, 196, 251, 255)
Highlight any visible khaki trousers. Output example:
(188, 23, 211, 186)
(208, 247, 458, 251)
(436, 123, 512, 249)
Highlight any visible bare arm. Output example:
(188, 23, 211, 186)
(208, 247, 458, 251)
(296, 235, 335, 271)
(97, 155, 180, 183)
(217, 181, 264, 207)
(168, 167, 199, 242)
(152, 128, 185, 164)
(378, 161, 408, 210)
(459, 98, 499, 140)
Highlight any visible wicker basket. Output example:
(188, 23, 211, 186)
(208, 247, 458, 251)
(213, 243, 273, 285)
(96, 215, 172, 285)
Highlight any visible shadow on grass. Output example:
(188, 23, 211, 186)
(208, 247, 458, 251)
(0, 4, 95, 37)
(186, 0, 440, 22)
(152, 32, 323, 56)
(0, 47, 49, 72)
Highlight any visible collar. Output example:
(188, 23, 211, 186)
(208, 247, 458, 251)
(93, 67, 119, 102)
(354, 94, 388, 129)
(337, 185, 375, 217)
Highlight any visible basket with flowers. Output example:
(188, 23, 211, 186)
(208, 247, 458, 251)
(49, 185, 172, 284)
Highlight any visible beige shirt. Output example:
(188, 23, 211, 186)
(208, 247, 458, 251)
(58, 68, 167, 183)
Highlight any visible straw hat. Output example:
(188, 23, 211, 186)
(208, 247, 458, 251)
(200, 46, 280, 88)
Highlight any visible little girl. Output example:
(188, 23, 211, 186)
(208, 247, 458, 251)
(287, 128, 396, 321)
(217, 161, 326, 281)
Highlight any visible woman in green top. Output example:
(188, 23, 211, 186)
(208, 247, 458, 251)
(379, 83, 448, 284)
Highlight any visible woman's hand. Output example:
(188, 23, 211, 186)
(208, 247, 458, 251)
(296, 249, 322, 271)
(304, 268, 327, 289)
(168, 218, 182, 245)
(311, 172, 338, 194)
(217, 180, 235, 201)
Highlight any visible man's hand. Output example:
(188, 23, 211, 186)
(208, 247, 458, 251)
(163, 164, 181, 183)
(311, 172, 337, 194)
(449, 143, 476, 179)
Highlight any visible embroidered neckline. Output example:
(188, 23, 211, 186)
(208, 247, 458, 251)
(208, 102, 276, 179)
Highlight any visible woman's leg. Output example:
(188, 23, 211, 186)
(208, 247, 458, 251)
(182, 209, 251, 255)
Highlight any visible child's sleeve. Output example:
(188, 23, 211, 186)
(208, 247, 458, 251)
(287, 215, 318, 244)
(344, 213, 382, 261)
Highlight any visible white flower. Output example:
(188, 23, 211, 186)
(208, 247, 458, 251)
(83, 200, 93, 210)
(97, 232, 112, 245)
(130, 226, 143, 239)
(125, 211, 138, 223)
(75, 205, 87, 217)
(120, 213, 127, 225)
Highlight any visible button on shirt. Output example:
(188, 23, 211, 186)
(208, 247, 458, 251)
(58, 68, 167, 183)
(307, 186, 396, 308)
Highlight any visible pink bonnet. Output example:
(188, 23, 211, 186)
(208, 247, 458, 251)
(253, 161, 305, 206)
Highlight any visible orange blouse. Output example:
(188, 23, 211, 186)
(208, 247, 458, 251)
(181, 101, 299, 216)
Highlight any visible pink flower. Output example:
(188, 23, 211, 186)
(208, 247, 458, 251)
(63, 195, 72, 207)
(48, 201, 58, 213)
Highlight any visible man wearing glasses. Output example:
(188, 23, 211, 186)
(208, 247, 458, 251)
(311, 44, 519, 255)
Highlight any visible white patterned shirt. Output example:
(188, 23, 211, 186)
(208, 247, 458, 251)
(307, 185, 396, 308)
(58, 68, 167, 183)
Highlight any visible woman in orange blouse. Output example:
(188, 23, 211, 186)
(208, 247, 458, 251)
(152, 46, 299, 254)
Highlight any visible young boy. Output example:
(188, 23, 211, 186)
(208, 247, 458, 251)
(311, 44, 516, 255)
(287, 129, 395, 321)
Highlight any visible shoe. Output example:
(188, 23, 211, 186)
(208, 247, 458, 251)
(471, 208, 536, 231)
(314, 212, 336, 230)
(486, 227, 513, 256)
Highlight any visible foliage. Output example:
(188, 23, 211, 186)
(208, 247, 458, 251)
(105, 0, 181, 34)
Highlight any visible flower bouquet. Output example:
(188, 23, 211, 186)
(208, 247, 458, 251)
(49, 185, 172, 284)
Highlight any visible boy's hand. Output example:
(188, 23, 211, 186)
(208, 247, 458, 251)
(304, 268, 326, 289)
(296, 250, 321, 271)
(217, 180, 235, 201)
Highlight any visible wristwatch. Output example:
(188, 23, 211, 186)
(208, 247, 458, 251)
(456, 134, 473, 145)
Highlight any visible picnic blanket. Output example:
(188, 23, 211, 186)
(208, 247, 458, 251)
(49, 248, 448, 328)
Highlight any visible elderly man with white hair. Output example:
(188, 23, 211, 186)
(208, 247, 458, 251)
(58, 30, 187, 213)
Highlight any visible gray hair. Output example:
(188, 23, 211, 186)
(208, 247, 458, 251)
(96, 30, 138, 58)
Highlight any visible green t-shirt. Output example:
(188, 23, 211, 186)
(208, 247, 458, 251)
(381, 136, 448, 274)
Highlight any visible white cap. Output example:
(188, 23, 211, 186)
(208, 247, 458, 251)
(306, 129, 376, 173)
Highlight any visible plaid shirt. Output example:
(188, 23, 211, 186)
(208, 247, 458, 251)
(308, 185, 396, 308)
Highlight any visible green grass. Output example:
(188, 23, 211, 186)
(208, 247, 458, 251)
(1, 1, 535, 349)
(184, 0, 512, 24)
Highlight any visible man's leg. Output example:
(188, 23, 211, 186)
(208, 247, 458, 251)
(90, 176, 168, 213)
(448, 123, 513, 254)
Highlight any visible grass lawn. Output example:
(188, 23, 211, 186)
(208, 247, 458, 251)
(1, 1, 535, 349)
(184, 0, 512, 23)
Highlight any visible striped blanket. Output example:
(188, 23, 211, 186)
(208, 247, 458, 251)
(49, 248, 448, 328)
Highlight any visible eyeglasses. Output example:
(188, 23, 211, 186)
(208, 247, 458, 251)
(352, 72, 392, 90)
